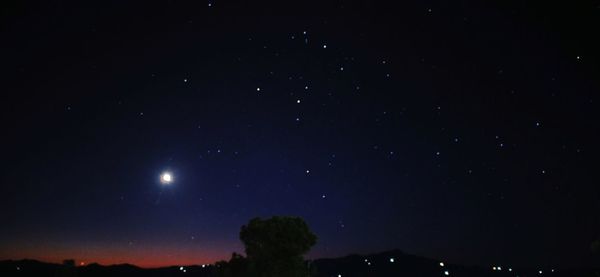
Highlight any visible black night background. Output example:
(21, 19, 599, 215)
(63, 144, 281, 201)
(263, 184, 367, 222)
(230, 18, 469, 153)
(1, 0, 599, 276)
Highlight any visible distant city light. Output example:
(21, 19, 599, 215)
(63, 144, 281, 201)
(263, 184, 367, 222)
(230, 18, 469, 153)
(439, 262, 445, 267)
(444, 270, 450, 275)
(389, 258, 395, 263)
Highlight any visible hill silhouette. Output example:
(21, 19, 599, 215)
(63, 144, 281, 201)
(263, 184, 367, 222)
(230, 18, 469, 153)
(1, 250, 598, 277)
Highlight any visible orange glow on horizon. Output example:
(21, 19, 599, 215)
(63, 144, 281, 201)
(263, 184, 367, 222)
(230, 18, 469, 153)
(0, 239, 329, 268)
(0, 242, 238, 268)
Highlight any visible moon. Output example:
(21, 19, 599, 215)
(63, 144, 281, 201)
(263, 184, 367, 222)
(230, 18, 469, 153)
(160, 172, 173, 185)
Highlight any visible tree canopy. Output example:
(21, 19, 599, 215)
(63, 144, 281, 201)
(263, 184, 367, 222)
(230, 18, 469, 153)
(240, 216, 317, 259)
(238, 216, 317, 277)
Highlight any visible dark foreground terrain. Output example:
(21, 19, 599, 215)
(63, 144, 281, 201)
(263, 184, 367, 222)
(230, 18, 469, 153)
(1, 250, 597, 277)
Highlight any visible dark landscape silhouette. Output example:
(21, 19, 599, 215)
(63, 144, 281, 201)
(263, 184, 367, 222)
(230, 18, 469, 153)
(1, 217, 598, 277)
(2, 250, 598, 277)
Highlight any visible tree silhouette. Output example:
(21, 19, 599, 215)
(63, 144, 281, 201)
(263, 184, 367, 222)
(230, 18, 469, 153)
(239, 216, 317, 277)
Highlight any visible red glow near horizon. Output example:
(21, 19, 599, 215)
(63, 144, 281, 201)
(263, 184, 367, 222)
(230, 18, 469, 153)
(1, 243, 236, 268)
(1, 245, 333, 268)
(0, 238, 333, 268)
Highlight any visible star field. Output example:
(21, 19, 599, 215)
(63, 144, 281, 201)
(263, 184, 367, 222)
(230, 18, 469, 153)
(1, 0, 599, 269)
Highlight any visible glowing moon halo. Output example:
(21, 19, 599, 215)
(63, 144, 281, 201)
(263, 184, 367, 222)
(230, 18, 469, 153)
(160, 172, 173, 185)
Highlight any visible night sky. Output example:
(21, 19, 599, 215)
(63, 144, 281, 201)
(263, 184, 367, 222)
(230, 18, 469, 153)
(1, 0, 599, 269)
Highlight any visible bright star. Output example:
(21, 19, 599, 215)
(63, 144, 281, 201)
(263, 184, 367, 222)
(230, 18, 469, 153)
(160, 172, 173, 184)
